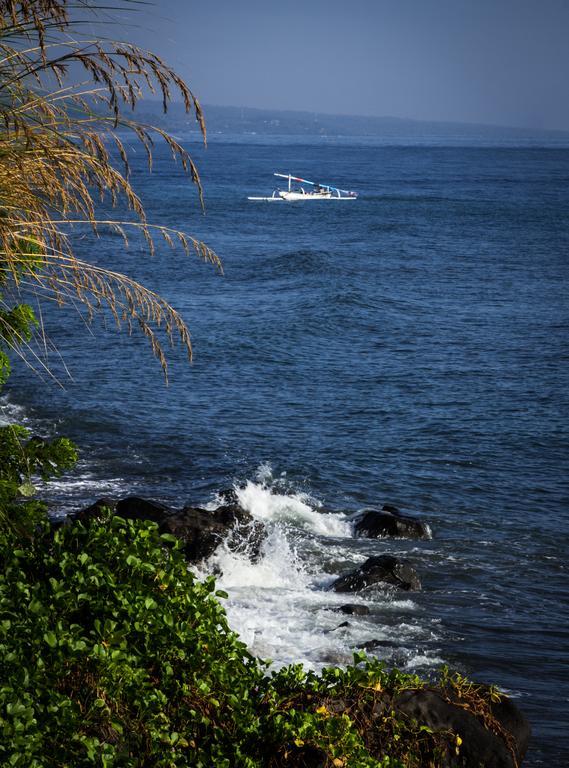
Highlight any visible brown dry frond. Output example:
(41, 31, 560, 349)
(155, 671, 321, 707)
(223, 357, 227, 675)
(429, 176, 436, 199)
(0, 0, 219, 380)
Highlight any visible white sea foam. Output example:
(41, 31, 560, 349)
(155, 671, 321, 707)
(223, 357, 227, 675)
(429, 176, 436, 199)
(0, 396, 29, 426)
(196, 522, 359, 667)
(196, 465, 442, 671)
(45, 474, 127, 496)
(209, 526, 311, 592)
(401, 654, 445, 671)
(40, 471, 130, 519)
(196, 491, 430, 668)
(235, 480, 352, 538)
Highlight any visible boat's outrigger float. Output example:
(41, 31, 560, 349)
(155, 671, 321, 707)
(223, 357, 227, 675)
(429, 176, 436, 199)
(248, 173, 358, 202)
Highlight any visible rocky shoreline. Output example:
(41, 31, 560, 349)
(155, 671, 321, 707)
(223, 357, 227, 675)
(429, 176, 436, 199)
(67, 491, 531, 767)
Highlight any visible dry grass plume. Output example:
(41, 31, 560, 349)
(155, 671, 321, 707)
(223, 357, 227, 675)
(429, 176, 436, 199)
(0, 0, 221, 380)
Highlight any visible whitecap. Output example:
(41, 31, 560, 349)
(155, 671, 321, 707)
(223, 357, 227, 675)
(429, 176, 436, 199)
(194, 464, 443, 671)
(236, 480, 352, 537)
(0, 395, 29, 426)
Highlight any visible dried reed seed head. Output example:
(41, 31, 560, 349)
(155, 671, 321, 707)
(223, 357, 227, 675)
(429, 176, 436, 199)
(0, 0, 218, 377)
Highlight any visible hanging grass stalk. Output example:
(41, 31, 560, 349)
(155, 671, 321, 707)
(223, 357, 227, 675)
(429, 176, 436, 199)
(0, 0, 220, 379)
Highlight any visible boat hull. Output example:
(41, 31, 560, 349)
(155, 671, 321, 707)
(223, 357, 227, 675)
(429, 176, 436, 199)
(248, 195, 357, 202)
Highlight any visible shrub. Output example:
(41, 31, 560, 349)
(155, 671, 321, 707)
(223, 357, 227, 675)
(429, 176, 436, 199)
(0, 510, 455, 767)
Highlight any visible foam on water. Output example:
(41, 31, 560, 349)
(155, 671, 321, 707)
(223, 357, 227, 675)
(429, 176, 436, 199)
(401, 654, 445, 671)
(209, 525, 310, 591)
(233, 465, 352, 538)
(212, 560, 378, 669)
(45, 473, 128, 497)
(0, 395, 29, 426)
(198, 527, 345, 667)
(197, 467, 440, 671)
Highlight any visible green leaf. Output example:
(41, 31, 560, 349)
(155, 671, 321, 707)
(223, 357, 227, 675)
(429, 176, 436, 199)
(43, 631, 57, 648)
(17, 482, 36, 498)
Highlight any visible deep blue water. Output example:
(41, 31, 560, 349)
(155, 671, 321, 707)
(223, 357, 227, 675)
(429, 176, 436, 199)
(5, 138, 569, 764)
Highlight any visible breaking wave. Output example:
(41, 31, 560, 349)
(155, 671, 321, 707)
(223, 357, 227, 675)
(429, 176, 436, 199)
(199, 464, 439, 672)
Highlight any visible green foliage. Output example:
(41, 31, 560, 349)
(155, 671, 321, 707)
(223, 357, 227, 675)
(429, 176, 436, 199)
(264, 656, 450, 768)
(0, 296, 78, 538)
(0, 512, 261, 767)
(0, 513, 457, 767)
(0, 302, 37, 385)
(0, 422, 77, 538)
(0, 393, 454, 768)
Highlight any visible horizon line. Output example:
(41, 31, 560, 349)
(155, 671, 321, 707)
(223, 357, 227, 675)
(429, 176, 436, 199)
(140, 98, 569, 137)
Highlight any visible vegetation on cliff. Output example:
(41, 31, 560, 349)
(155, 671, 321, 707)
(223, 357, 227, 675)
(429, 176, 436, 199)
(1, 504, 513, 768)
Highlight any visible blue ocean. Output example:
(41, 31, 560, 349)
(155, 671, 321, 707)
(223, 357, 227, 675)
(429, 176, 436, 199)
(4, 135, 568, 765)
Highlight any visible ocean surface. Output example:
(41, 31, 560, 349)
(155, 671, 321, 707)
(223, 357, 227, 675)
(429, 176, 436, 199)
(3, 136, 568, 764)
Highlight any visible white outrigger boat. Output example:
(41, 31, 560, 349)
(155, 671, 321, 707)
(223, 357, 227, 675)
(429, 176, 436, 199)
(248, 173, 358, 202)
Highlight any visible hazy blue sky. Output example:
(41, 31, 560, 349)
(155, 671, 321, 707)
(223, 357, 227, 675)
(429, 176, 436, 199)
(106, 0, 569, 130)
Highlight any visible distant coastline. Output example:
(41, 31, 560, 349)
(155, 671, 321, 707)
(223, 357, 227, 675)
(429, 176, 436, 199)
(135, 100, 569, 144)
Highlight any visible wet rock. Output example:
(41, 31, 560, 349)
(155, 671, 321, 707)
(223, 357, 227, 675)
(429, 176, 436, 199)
(217, 488, 241, 506)
(211, 504, 266, 560)
(72, 497, 117, 523)
(159, 503, 266, 564)
(159, 506, 228, 561)
(75, 495, 265, 566)
(335, 621, 351, 630)
(331, 555, 421, 593)
(324, 621, 351, 634)
(212, 503, 250, 527)
(115, 496, 172, 524)
(356, 638, 392, 651)
(394, 688, 530, 768)
(335, 604, 371, 616)
(354, 505, 431, 540)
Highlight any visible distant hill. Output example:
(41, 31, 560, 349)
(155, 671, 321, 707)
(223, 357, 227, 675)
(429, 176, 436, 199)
(133, 100, 569, 143)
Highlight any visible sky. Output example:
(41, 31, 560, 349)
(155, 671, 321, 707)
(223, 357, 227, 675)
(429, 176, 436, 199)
(100, 0, 569, 131)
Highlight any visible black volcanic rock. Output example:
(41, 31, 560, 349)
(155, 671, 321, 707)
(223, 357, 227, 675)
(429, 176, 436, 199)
(334, 604, 371, 616)
(73, 497, 118, 523)
(159, 506, 229, 562)
(209, 504, 266, 560)
(217, 488, 241, 506)
(356, 638, 392, 651)
(394, 688, 530, 768)
(115, 496, 172, 524)
(331, 555, 421, 593)
(74, 495, 265, 565)
(159, 503, 266, 563)
(325, 621, 351, 633)
(354, 505, 431, 540)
